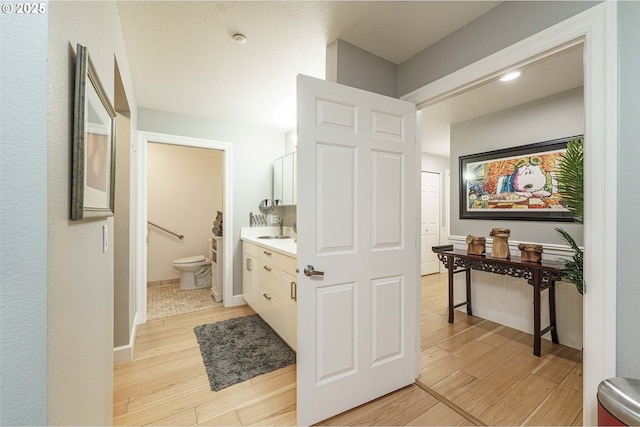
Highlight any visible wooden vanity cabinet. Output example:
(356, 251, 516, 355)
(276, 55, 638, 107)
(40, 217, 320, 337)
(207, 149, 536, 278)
(242, 241, 298, 351)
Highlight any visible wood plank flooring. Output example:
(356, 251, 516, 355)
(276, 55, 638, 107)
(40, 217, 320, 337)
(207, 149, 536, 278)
(417, 273, 583, 427)
(114, 273, 582, 426)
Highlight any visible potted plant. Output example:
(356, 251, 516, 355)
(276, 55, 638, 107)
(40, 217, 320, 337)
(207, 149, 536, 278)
(555, 136, 584, 294)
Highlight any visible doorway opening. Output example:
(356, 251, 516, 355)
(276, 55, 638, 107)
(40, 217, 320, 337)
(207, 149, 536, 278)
(145, 142, 225, 319)
(408, 2, 617, 423)
(417, 42, 585, 424)
(136, 131, 234, 325)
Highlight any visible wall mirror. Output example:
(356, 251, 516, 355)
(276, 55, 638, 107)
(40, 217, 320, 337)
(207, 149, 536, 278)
(259, 198, 275, 214)
(71, 43, 117, 220)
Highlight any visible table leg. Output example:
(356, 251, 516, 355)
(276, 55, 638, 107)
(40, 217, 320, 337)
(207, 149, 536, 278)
(533, 269, 541, 357)
(549, 281, 559, 344)
(447, 256, 454, 323)
(466, 269, 472, 316)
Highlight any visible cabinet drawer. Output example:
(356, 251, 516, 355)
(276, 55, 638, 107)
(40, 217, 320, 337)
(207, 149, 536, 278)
(245, 242, 261, 258)
(279, 254, 297, 275)
(258, 260, 278, 292)
(258, 248, 297, 275)
(258, 287, 280, 331)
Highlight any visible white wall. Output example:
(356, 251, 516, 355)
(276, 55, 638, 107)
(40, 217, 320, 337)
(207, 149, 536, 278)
(147, 143, 223, 282)
(0, 4, 48, 424)
(284, 128, 297, 154)
(48, 2, 137, 424)
(449, 87, 584, 349)
(137, 108, 284, 296)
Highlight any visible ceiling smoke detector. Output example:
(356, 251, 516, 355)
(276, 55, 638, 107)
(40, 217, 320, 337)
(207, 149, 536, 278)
(232, 33, 247, 44)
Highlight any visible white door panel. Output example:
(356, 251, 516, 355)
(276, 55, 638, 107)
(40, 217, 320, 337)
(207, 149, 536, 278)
(297, 75, 418, 426)
(421, 172, 440, 275)
(316, 143, 355, 254)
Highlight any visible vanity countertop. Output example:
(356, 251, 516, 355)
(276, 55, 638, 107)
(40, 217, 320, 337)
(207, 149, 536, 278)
(240, 227, 297, 257)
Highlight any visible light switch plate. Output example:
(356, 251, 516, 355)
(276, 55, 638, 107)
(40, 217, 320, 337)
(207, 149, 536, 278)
(103, 224, 108, 253)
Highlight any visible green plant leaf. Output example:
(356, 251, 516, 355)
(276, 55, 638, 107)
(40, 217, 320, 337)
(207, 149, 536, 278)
(554, 137, 584, 295)
(555, 227, 584, 295)
(557, 137, 584, 224)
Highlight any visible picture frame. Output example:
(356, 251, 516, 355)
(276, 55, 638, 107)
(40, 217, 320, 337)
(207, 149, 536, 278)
(71, 43, 116, 221)
(459, 136, 582, 221)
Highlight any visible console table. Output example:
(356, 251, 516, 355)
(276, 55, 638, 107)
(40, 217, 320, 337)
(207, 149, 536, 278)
(432, 245, 564, 357)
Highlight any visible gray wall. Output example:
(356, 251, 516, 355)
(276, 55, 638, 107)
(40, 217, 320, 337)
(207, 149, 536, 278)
(0, 3, 49, 425)
(48, 1, 138, 424)
(137, 108, 284, 297)
(451, 88, 584, 246)
(617, 1, 640, 378)
(327, 39, 398, 98)
(397, 1, 600, 97)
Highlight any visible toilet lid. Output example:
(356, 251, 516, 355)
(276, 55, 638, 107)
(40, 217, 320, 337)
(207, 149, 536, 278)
(174, 255, 206, 264)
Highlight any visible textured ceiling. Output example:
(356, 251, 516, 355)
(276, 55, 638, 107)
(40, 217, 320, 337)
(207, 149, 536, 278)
(117, 1, 500, 133)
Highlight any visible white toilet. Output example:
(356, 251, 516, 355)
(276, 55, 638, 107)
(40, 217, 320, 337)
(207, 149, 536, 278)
(172, 255, 212, 290)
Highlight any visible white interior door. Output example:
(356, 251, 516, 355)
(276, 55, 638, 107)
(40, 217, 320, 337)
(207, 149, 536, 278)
(297, 75, 419, 426)
(421, 172, 440, 275)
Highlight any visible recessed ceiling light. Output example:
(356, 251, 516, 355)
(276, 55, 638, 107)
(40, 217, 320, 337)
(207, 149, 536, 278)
(232, 33, 247, 44)
(500, 71, 521, 82)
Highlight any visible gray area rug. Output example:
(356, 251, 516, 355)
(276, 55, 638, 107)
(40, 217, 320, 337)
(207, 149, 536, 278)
(194, 314, 296, 391)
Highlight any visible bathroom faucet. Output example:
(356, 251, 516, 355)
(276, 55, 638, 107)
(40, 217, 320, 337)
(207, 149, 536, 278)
(278, 217, 284, 237)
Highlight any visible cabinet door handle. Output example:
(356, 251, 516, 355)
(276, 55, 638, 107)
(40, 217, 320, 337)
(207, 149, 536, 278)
(263, 265, 272, 272)
(246, 258, 252, 271)
(263, 293, 272, 300)
(291, 281, 297, 301)
(263, 251, 272, 256)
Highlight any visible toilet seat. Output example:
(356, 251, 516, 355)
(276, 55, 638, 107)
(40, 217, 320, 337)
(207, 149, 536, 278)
(174, 255, 206, 264)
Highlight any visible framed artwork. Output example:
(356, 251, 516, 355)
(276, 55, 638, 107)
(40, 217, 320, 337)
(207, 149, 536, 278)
(459, 136, 581, 221)
(71, 43, 116, 220)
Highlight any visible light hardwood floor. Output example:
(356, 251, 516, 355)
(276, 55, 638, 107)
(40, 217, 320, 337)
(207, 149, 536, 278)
(416, 273, 583, 427)
(114, 273, 582, 426)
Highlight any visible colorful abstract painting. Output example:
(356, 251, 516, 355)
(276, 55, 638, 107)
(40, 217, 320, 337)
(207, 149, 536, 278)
(459, 137, 579, 221)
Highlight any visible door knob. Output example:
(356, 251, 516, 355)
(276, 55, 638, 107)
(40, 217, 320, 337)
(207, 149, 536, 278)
(304, 265, 324, 277)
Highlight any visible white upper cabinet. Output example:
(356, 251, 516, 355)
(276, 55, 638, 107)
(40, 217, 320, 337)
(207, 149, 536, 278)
(273, 151, 297, 206)
(273, 156, 284, 203)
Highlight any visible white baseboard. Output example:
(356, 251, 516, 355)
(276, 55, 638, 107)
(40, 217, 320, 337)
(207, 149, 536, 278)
(136, 309, 147, 325)
(227, 294, 247, 308)
(458, 304, 583, 350)
(113, 312, 139, 366)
